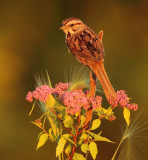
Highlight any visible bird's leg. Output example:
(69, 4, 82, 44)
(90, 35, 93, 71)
(89, 70, 96, 97)
(83, 70, 96, 128)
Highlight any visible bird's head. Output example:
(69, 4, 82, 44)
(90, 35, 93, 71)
(60, 18, 86, 35)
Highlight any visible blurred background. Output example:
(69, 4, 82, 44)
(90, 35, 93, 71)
(0, 0, 148, 159)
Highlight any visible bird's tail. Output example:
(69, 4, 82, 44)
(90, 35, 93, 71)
(91, 61, 116, 100)
(83, 61, 116, 128)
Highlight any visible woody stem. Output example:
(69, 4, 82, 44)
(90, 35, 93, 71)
(70, 113, 81, 159)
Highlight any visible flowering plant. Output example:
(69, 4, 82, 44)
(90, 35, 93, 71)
(26, 71, 138, 160)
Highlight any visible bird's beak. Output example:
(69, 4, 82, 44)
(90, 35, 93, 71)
(59, 25, 64, 30)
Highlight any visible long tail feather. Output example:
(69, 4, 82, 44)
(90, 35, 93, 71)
(90, 61, 116, 100)
(84, 61, 116, 128)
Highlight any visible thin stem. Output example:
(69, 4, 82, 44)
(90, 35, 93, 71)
(39, 111, 47, 120)
(85, 151, 89, 160)
(111, 125, 129, 160)
(78, 124, 90, 135)
(70, 113, 81, 159)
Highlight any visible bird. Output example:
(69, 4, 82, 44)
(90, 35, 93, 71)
(60, 17, 116, 102)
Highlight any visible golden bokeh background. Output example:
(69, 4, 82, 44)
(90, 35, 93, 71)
(0, 0, 148, 159)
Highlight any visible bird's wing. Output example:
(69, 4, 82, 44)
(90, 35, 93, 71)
(82, 28, 105, 61)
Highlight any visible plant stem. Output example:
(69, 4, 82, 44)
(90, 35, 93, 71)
(50, 108, 75, 138)
(70, 113, 81, 159)
(111, 126, 128, 160)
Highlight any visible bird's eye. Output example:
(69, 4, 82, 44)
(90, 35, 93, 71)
(70, 24, 74, 26)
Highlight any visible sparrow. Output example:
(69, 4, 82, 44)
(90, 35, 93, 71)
(60, 17, 116, 101)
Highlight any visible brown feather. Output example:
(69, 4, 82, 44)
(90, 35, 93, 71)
(89, 61, 116, 100)
(62, 17, 80, 25)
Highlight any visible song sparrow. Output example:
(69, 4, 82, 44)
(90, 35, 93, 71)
(60, 17, 116, 101)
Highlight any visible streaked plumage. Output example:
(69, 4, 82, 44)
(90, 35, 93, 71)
(60, 17, 116, 100)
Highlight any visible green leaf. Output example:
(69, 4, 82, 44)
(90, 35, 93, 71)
(86, 131, 97, 138)
(63, 134, 77, 147)
(75, 112, 79, 117)
(90, 119, 101, 130)
(56, 136, 67, 157)
(73, 153, 86, 160)
(63, 116, 74, 128)
(89, 142, 98, 160)
(36, 133, 48, 150)
(65, 144, 71, 154)
(80, 115, 86, 127)
(79, 131, 88, 145)
(46, 95, 56, 108)
(106, 106, 113, 116)
(54, 128, 63, 141)
(95, 135, 114, 143)
(123, 108, 130, 126)
(86, 131, 102, 139)
(81, 143, 89, 153)
(97, 106, 104, 116)
(28, 100, 36, 116)
(37, 131, 44, 140)
(45, 97, 60, 138)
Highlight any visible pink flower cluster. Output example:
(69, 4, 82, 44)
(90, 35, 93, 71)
(89, 96, 102, 110)
(26, 91, 33, 102)
(63, 89, 87, 115)
(54, 82, 70, 96)
(26, 82, 102, 116)
(26, 83, 137, 116)
(26, 83, 70, 103)
(126, 103, 138, 111)
(108, 115, 116, 122)
(63, 89, 102, 115)
(108, 90, 138, 111)
(26, 85, 54, 102)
